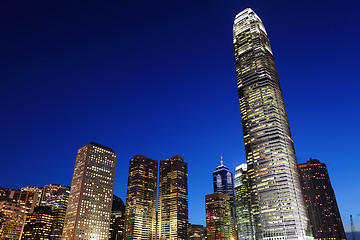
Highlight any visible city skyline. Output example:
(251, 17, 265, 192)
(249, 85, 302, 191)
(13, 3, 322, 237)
(1, 0, 359, 232)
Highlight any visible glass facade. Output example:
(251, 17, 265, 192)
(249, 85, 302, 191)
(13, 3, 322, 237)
(158, 155, 188, 240)
(212, 160, 236, 239)
(233, 8, 312, 240)
(61, 142, 117, 240)
(234, 163, 256, 240)
(124, 154, 158, 240)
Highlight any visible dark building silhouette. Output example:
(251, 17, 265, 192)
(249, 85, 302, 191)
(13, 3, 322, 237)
(125, 154, 158, 240)
(159, 155, 188, 240)
(299, 158, 346, 240)
(110, 195, 125, 240)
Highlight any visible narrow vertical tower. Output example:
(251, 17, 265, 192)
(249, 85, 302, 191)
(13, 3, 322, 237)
(233, 8, 311, 239)
(124, 154, 158, 240)
(212, 158, 236, 239)
(159, 155, 188, 240)
(298, 159, 346, 239)
(61, 142, 117, 240)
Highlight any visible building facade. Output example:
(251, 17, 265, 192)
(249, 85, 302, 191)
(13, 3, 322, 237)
(158, 155, 188, 240)
(188, 223, 206, 240)
(205, 192, 232, 240)
(298, 158, 346, 240)
(0, 200, 26, 240)
(21, 206, 54, 239)
(212, 159, 236, 239)
(61, 142, 117, 240)
(234, 163, 256, 240)
(233, 8, 312, 239)
(124, 154, 158, 240)
(110, 195, 125, 240)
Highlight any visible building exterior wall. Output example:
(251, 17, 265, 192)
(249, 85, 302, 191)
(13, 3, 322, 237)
(61, 142, 117, 240)
(124, 155, 158, 240)
(205, 192, 231, 240)
(158, 155, 188, 240)
(298, 159, 346, 240)
(233, 8, 312, 240)
(0, 200, 26, 240)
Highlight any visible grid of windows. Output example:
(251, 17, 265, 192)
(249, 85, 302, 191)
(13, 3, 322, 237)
(233, 8, 312, 240)
(61, 142, 117, 240)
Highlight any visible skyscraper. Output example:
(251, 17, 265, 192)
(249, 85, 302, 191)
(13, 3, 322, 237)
(61, 142, 117, 240)
(298, 158, 346, 240)
(158, 155, 188, 240)
(212, 158, 236, 239)
(234, 163, 257, 240)
(21, 206, 54, 239)
(233, 8, 311, 239)
(205, 192, 232, 240)
(124, 154, 158, 240)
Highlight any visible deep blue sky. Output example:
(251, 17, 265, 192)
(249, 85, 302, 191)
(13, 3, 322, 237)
(1, 0, 359, 231)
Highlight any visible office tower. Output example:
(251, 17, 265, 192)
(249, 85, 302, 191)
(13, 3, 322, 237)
(205, 192, 232, 240)
(39, 184, 70, 240)
(124, 154, 158, 240)
(110, 195, 125, 240)
(233, 8, 311, 239)
(298, 158, 346, 239)
(159, 155, 188, 240)
(212, 158, 236, 239)
(234, 163, 256, 240)
(21, 206, 54, 239)
(0, 200, 26, 239)
(61, 142, 117, 240)
(188, 223, 206, 240)
(8, 187, 42, 213)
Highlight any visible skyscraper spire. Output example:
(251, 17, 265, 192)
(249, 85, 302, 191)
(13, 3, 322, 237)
(220, 155, 223, 166)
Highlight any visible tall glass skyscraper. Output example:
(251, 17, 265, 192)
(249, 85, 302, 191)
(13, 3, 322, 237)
(212, 158, 236, 239)
(233, 8, 312, 240)
(124, 154, 158, 240)
(158, 155, 188, 240)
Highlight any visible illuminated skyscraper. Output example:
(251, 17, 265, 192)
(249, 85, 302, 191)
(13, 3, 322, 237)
(234, 163, 256, 240)
(124, 154, 158, 240)
(298, 158, 346, 240)
(233, 8, 312, 239)
(205, 192, 232, 240)
(212, 158, 236, 239)
(158, 155, 188, 240)
(61, 142, 117, 240)
(21, 206, 54, 239)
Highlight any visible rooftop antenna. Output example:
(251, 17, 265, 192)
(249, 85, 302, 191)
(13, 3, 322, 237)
(351, 215, 356, 240)
(220, 156, 223, 166)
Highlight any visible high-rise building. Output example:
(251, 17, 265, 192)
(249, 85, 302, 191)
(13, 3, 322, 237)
(40, 184, 70, 240)
(158, 155, 188, 240)
(298, 158, 346, 240)
(61, 142, 117, 240)
(233, 8, 312, 239)
(188, 223, 206, 240)
(124, 154, 158, 240)
(8, 187, 42, 213)
(110, 195, 125, 240)
(21, 206, 54, 239)
(205, 192, 232, 240)
(234, 163, 256, 240)
(212, 158, 236, 239)
(0, 199, 26, 239)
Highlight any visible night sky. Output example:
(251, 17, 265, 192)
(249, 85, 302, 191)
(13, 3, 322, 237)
(1, 0, 359, 231)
